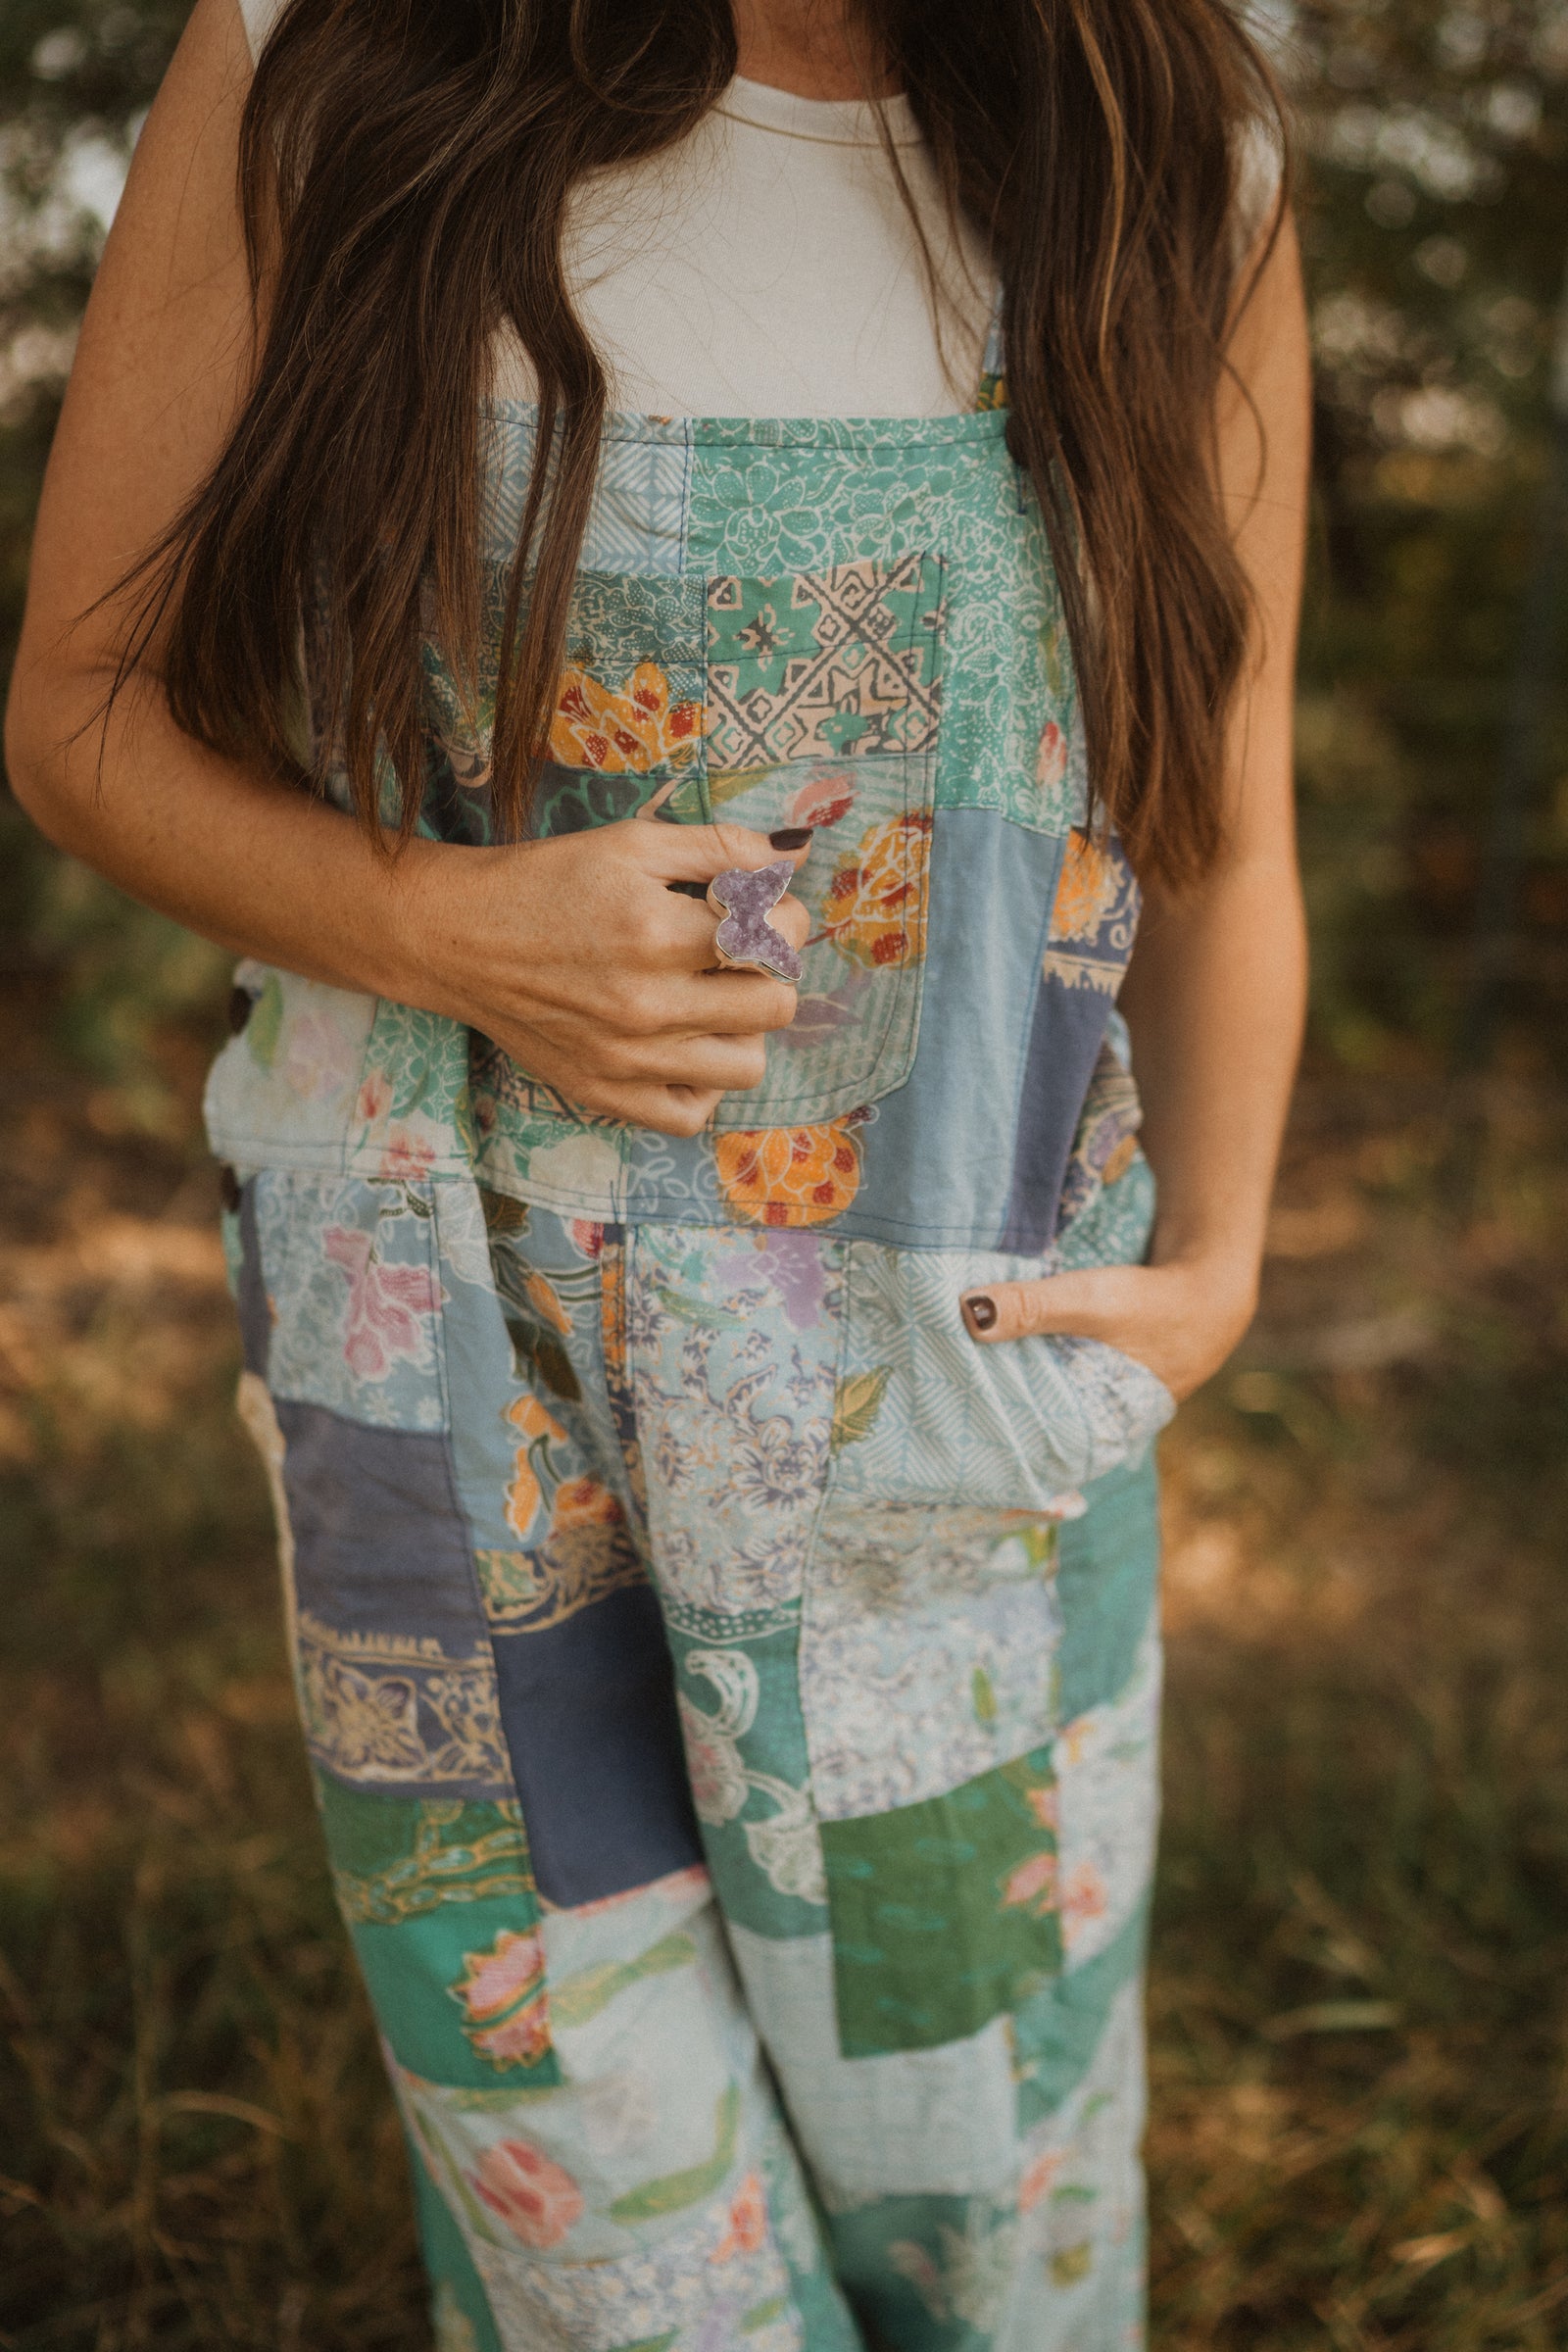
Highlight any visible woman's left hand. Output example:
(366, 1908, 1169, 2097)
(959, 1255, 1258, 1402)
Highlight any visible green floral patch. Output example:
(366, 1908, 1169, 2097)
(315, 1779, 561, 2093)
(820, 1747, 1062, 2058)
(352, 1890, 560, 2092)
(347, 1001, 478, 1169)
(566, 570, 708, 675)
(316, 1778, 536, 1927)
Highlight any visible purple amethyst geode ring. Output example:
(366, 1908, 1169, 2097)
(705, 859, 805, 985)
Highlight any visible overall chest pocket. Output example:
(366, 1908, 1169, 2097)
(449, 554, 947, 1135)
(702, 551, 945, 1128)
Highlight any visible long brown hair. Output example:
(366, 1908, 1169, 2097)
(123, 0, 1287, 887)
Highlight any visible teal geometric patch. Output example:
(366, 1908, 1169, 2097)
(1011, 1897, 1151, 2132)
(821, 1746, 1062, 2058)
(407, 2127, 506, 2352)
(1054, 1452, 1161, 1724)
(706, 554, 944, 772)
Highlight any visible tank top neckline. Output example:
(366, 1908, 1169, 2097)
(480, 402, 1008, 449)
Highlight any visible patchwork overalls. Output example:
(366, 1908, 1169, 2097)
(210, 388, 1174, 2352)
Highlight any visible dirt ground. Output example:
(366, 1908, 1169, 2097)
(4, 973, 1567, 2350)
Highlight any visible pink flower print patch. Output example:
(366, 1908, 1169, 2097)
(999, 1847, 1058, 1919)
(1018, 2151, 1063, 2215)
(471, 2136, 583, 2248)
(320, 1226, 440, 1381)
(450, 1928, 552, 2071)
(788, 768, 856, 831)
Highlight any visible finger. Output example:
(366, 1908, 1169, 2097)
(671, 972, 803, 1033)
(619, 1033, 772, 1093)
(579, 1080, 725, 1138)
(959, 1270, 1130, 1345)
(637, 818, 815, 884)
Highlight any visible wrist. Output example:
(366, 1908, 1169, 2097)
(1148, 1233, 1261, 1320)
(375, 835, 478, 1023)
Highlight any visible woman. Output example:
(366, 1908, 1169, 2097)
(6, 0, 1309, 2342)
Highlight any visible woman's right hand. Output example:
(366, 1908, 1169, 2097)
(2, 0, 810, 1140)
(403, 818, 813, 1136)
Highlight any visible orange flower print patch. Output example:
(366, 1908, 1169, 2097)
(1051, 831, 1121, 943)
(504, 1391, 568, 1540)
(449, 1928, 551, 2072)
(710, 2171, 768, 2265)
(523, 1270, 572, 1338)
(550, 1474, 620, 1534)
(715, 1118, 862, 1227)
(549, 662, 701, 774)
(1042, 826, 1141, 996)
(820, 810, 932, 970)
(471, 2137, 583, 2249)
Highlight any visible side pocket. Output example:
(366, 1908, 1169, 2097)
(825, 1242, 1175, 1512)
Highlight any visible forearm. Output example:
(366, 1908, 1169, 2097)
(1118, 847, 1307, 1301)
(7, 664, 441, 1006)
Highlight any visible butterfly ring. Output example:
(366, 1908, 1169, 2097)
(706, 860, 805, 985)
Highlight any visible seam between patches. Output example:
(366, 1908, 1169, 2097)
(427, 1176, 542, 1826)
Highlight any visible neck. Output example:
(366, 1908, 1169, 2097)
(729, 0, 899, 101)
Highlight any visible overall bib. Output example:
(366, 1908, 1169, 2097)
(209, 388, 1173, 2352)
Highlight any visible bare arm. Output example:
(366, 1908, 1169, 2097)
(962, 216, 1311, 1396)
(4, 0, 805, 1138)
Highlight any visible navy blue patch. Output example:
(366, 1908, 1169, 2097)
(998, 976, 1113, 1253)
(272, 1400, 516, 1801)
(490, 1583, 703, 1906)
(276, 1401, 487, 1650)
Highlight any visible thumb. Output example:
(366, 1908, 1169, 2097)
(640, 819, 815, 885)
(959, 1268, 1120, 1346)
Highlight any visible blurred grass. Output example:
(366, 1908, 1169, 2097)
(2, 927, 1567, 2346)
(1150, 1078, 1568, 2348)
(0, 960, 426, 2347)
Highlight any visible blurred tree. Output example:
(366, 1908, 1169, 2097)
(1288, 0, 1568, 1075)
(0, 0, 213, 1129)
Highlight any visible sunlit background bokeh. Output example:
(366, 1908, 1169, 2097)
(2, 5, 1567, 2346)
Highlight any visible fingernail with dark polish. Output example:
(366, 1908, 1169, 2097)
(769, 827, 812, 850)
(963, 1293, 997, 1334)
